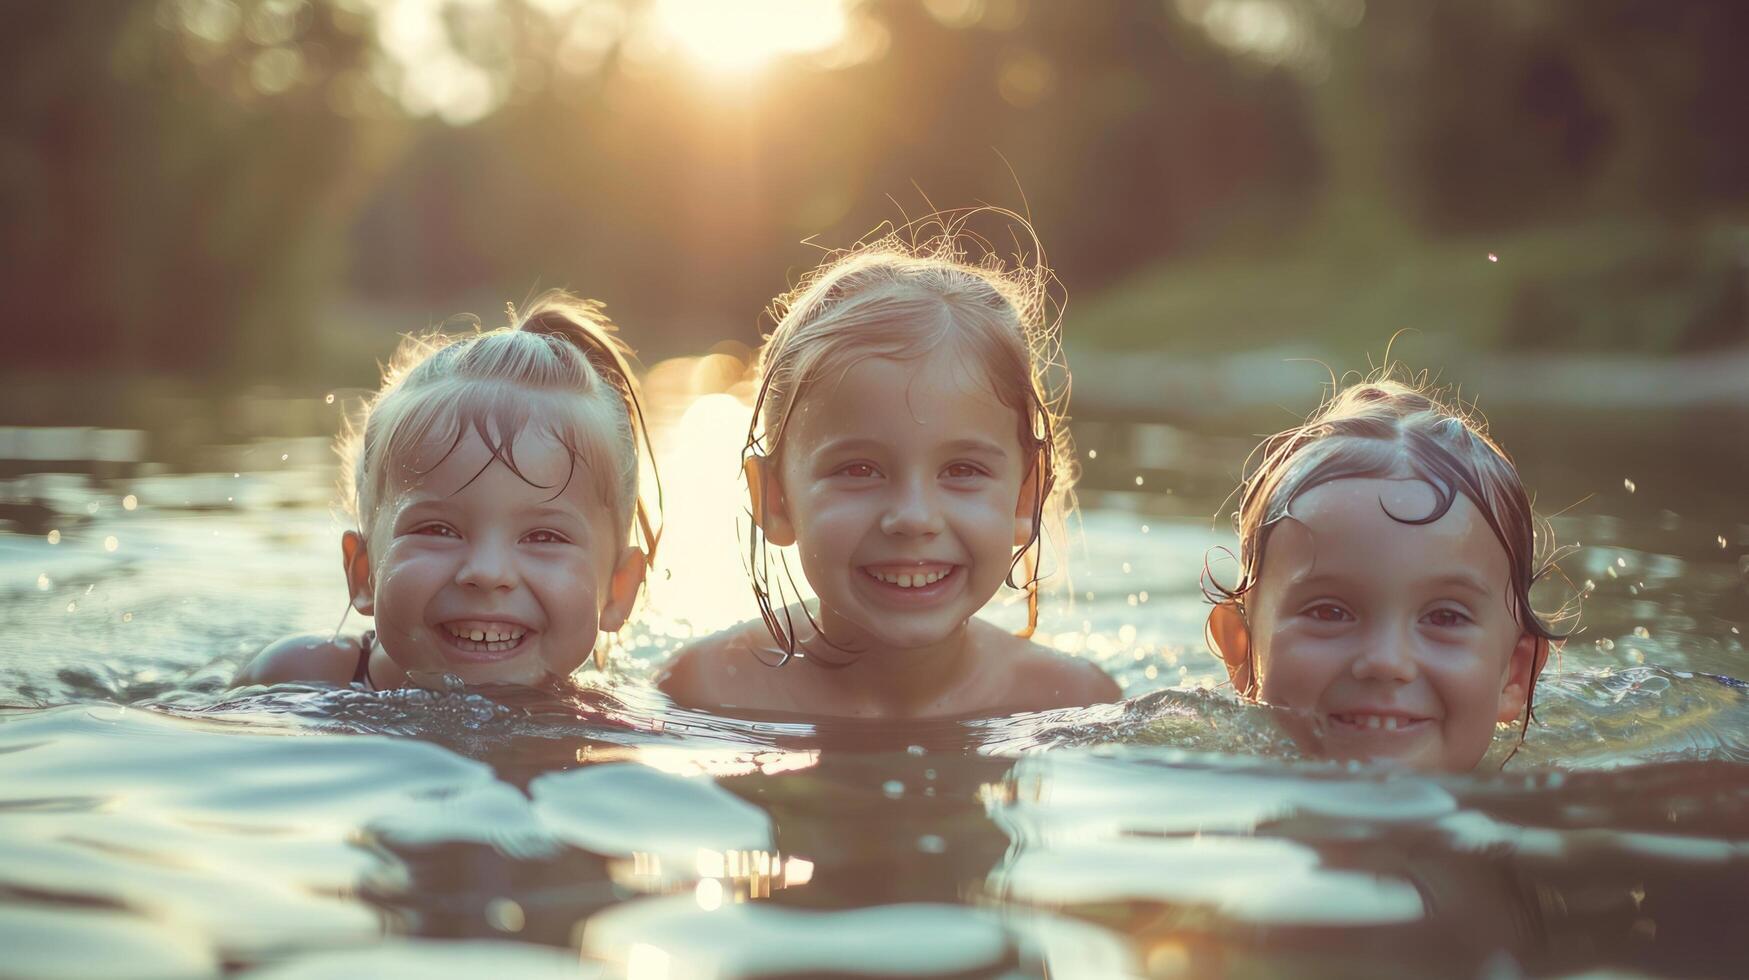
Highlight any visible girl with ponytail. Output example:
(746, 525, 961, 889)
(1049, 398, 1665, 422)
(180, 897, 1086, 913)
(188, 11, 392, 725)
(237, 290, 659, 691)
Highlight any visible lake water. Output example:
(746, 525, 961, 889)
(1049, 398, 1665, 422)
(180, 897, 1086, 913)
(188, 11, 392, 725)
(2, 369, 1746, 978)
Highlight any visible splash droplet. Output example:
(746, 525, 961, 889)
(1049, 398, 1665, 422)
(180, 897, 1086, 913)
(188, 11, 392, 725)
(1087, 449, 1097, 459)
(1632, 626, 1650, 639)
(1487, 252, 1499, 263)
(1140, 524, 1150, 534)
(1616, 557, 1628, 568)
(1121, 562, 1132, 574)
(46, 529, 61, 545)
(1623, 478, 1636, 493)
(325, 393, 335, 404)
(1595, 637, 1615, 652)
(66, 601, 77, 613)
(104, 536, 119, 552)
(1719, 535, 1730, 549)
(1134, 475, 1145, 486)
(882, 780, 905, 799)
(232, 472, 240, 479)
(122, 612, 133, 623)
(1626, 648, 1645, 665)
(484, 897, 525, 933)
(86, 501, 100, 514)
(917, 834, 946, 854)
(36, 573, 51, 591)
(1138, 590, 1149, 603)
(280, 453, 289, 462)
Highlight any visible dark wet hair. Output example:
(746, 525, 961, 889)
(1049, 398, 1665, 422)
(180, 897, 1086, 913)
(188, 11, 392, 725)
(1205, 372, 1573, 743)
(745, 209, 1073, 664)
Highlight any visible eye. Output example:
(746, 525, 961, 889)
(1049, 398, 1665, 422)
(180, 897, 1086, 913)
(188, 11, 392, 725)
(942, 462, 989, 480)
(1423, 607, 1473, 628)
(410, 522, 458, 538)
(1303, 602, 1353, 623)
(523, 528, 572, 545)
(835, 462, 879, 479)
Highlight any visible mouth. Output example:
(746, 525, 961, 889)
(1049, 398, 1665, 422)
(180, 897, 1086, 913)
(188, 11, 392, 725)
(857, 562, 962, 606)
(1326, 711, 1434, 734)
(437, 619, 532, 664)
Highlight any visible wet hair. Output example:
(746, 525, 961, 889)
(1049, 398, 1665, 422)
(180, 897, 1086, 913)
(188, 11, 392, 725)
(745, 209, 1074, 662)
(1205, 371, 1572, 745)
(342, 289, 659, 568)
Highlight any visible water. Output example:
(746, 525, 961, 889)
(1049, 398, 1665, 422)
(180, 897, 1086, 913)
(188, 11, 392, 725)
(2, 387, 1747, 978)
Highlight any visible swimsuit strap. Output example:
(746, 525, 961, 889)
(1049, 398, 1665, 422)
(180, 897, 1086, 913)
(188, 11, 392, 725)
(353, 630, 376, 690)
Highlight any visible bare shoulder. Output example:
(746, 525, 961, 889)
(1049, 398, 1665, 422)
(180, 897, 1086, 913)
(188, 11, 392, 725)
(233, 632, 362, 688)
(979, 625, 1122, 710)
(656, 621, 774, 707)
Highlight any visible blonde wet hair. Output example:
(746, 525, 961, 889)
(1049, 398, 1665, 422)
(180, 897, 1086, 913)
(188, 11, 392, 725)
(746, 209, 1074, 659)
(341, 289, 658, 561)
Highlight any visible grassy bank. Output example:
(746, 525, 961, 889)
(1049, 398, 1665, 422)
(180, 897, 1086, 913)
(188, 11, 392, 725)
(1071, 216, 1748, 360)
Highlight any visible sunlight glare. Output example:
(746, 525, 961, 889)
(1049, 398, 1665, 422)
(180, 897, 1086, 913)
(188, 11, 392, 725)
(653, 0, 848, 73)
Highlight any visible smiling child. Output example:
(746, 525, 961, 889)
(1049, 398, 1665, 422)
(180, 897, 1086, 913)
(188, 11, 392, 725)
(236, 291, 657, 691)
(1205, 376, 1569, 769)
(659, 217, 1118, 718)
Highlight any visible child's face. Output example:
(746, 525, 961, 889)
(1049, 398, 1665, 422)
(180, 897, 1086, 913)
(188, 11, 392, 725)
(351, 426, 643, 686)
(1224, 478, 1538, 770)
(757, 349, 1034, 652)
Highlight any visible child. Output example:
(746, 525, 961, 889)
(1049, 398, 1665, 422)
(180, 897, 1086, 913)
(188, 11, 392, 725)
(1204, 375, 1568, 770)
(236, 291, 657, 691)
(659, 218, 1119, 718)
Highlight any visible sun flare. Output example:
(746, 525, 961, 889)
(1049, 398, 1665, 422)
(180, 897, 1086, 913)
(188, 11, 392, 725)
(653, 0, 849, 73)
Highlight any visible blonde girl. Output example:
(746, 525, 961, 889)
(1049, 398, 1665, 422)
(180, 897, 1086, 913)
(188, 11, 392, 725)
(660, 214, 1118, 718)
(238, 291, 658, 691)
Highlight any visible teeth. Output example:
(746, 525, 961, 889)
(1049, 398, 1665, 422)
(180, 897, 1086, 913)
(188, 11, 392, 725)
(1340, 713, 1413, 731)
(446, 624, 526, 644)
(869, 568, 952, 589)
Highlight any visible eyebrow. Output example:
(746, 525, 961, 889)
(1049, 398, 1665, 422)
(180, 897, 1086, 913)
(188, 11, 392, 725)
(942, 438, 1010, 458)
(812, 437, 1010, 457)
(1285, 571, 1495, 598)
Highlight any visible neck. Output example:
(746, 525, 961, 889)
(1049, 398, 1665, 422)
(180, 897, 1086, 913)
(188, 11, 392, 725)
(799, 603, 978, 717)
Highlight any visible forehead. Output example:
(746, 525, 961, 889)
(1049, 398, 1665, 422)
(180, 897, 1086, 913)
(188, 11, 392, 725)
(389, 426, 595, 507)
(786, 349, 1021, 452)
(1262, 478, 1510, 587)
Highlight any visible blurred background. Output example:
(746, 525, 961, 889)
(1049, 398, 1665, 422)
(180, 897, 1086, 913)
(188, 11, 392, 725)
(4, 0, 1746, 422)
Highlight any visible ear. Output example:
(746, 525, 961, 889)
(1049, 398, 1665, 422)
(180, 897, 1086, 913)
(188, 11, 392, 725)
(599, 546, 648, 633)
(744, 455, 796, 547)
(1013, 461, 1042, 548)
(341, 530, 375, 616)
(1206, 601, 1255, 697)
(1496, 632, 1550, 724)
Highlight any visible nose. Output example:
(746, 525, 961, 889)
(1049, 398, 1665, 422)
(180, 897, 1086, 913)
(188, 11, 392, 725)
(455, 538, 518, 592)
(879, 475, 944, 538)
(1350, 623, 1418, 683)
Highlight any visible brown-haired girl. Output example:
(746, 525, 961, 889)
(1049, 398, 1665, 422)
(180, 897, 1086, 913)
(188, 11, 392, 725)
(659, 214, 1118, 718)
(1205, 374, 1569, 770)
(237, 290, 658, 691)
